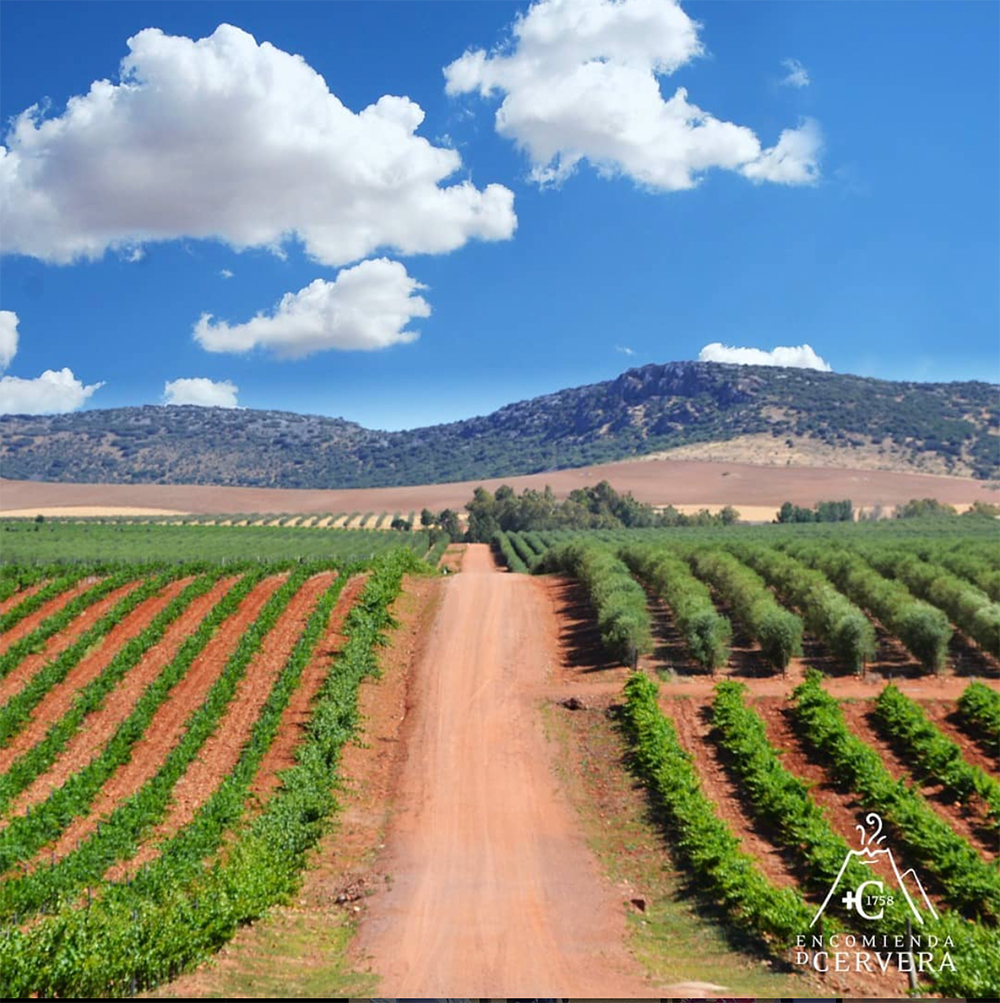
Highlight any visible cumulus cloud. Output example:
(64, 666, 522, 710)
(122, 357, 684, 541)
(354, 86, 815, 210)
(220, 268, 234, 279)
(163, 377, 239, 407)
(444, 0, 821, 190)
(741, 119, 822, 186)
(0, 310, 18, 371)
(1, 23, 516, 265)
(0, 309, 104, 414)
(194, 258, 430, 358)
(699, 342, 832, 371)
(0, 369, 103, 415)
(780, 58, 810, 88)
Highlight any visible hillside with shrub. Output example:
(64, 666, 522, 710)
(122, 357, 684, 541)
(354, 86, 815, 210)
(2, 361, 996, 488)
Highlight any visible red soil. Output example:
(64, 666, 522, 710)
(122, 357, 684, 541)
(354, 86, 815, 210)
(660, 694, 801, 892)
(6, 577, 239, 819)
(109, 572, 335, 878)
(355, 545, 653, 997)
(919, 698, 999, 775)
(0, 581, 48, 616)
(248, 573, 366, 804)
(754, 696, 952, 913)
(0, 578, 103, 653)
(38, 575, 286, 864)
(0, 580, 146, 706)
(0, 578, 193, 773)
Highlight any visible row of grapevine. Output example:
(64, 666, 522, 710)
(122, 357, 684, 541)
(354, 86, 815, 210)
(538, 542, 651, 664)
(492, 532, 528, 574)
(0, 571, 268, 888)
(619, 544, 730, 671)
(957, 681, 1000, 745)
(0, 568, 98, 634)
(688, 549, 803, 672)
(791, 671, 1000, 921)
(0, 570, 182, 746)
(622, 673, 815, 946)
(785, 545, 952, 672)
(0, 571, 224, 812)
(0, 549, 423, 997)
(710, 680, 1000, 997)
(873, 684, 999, 828)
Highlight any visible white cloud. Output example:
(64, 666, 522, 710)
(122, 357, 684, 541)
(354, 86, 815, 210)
(1, 23, 516, 266)
(616, 344, 636, 356)
(163, 377, 239, 407)
(444, 0, 821, 191)
(699, 342, 832, 371)
(194, 258, 430, 358)
(741, 119, 822, 186)
(0, 309, 103, 414)
(0, 368, 103, 415)
(0, 310, 19, 371)
(220, 268, 234, 279)
(780, 58, 810, 89)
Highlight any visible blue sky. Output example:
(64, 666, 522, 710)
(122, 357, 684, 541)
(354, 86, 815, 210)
(0, 0, 997, 430)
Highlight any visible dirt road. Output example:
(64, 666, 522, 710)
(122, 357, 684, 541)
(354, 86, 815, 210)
(355, 544, 653, 997)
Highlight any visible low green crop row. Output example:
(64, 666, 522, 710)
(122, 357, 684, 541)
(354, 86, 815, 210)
(688, 549, 802, 673)
(0, 572, 264, 889)
(620, 544, 730, 671)
(538, 542, 652, 664)
(787, 545, 952, 672)
(0, 568, 92, 627)
(0, 548, 423, 998)
(0, 569, 151, 682)
(0, 570, 222, 813)
(957, 681, 1000, 747)
(492, 532, 528, 574)
(507, 532, 540, 571)
(731, 544, 875, 674)
(791, 671, 1000, 922)
(873, 684, 999, 829)
(622, 672, 814, 947)
(0, 569, 181, 746)
(711, 680, 1000, 997)
(0, 568, 308, 921)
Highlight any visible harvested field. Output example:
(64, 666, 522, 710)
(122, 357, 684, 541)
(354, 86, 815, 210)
(2, 454, 995, 518)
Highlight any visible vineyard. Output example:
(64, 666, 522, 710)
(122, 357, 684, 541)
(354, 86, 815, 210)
(494, 518, 1000, 997)
(0, 523, 437, 997)
(0, 511, 997, 997)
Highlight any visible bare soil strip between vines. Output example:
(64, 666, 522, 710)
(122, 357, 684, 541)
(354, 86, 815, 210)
(0, 578, 194, 771)
(6, 577, 240, 819)
(0, 581, 49, 616)
(32, 575, 286, 867)
(0, 580, 144, 704)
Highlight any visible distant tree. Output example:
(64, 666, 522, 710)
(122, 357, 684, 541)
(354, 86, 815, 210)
(895, 498, 958, 519)
(719, 505, 740, 525)
(390, 517, 412, 531)
(420, 508, 436, 527)
(963, 500, 1000, 519)
(438, 508, 462, 541)
(34, 514, 45, 524)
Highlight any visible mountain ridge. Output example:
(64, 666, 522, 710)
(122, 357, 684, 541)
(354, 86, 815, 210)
(2, 361, 997, 488)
